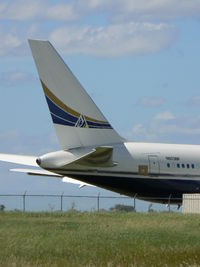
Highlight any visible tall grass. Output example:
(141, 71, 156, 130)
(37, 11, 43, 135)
(0, 211, 200, 266)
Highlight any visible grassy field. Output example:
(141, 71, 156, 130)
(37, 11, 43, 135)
(0, 212, 200, 267)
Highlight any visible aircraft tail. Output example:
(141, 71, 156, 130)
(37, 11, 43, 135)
(28, 40, 124, 150)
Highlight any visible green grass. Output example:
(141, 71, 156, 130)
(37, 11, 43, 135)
(0, 211, 200, 267)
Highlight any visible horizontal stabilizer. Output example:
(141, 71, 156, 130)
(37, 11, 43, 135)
(62, 177, 95, 188)
(10, 168, 94, 187)
(0, 154, 37, 167)
(10, 168, 62, 177)
(66, 146, 117, 168)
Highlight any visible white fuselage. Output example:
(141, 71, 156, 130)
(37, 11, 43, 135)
(38, 142, 200, 203)
(124, 142, 200, 176)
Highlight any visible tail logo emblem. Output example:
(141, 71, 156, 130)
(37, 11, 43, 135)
(41, 81, 112, 129)
(75, 115, 88, 128)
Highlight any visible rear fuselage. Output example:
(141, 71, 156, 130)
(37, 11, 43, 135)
(42, 142, 200, 204)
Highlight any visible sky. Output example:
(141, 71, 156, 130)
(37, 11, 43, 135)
(0, 0, 200, 203)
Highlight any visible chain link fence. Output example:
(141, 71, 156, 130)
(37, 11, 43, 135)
(0, 193, 182, 213)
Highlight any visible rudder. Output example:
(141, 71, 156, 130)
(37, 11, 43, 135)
(28, 39, 123, 150)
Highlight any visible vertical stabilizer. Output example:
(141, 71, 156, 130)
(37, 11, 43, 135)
(28, 39, 124, 149)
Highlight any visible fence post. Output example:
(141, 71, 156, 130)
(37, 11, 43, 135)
(168, 194, 172, 212)
(23, 191, 26, 212)
(60, 192, 64, 212)
(97, 193, 100, 212)
(133, 194, 137, 211)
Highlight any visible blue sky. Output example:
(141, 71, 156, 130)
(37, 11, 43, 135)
(0, 0, 200, 199)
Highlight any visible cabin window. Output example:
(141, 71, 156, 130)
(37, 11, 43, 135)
(192, 164, 195, 169)
(182, 164, 185, 168)
(187, 164, 190, 169)
(167, 163, 170, 168)
(177, 163, 180, 168)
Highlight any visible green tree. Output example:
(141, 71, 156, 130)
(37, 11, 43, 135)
(0, 204, 5, 211)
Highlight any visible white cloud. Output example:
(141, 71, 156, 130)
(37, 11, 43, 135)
(131, 123, 146, 135)
(8, 72, 27, 82)
(154, 111, 176, 121)
(81, 0, 109, 10)
(0, 23, 49, 56)
(0, 0, 79, 22)
(75, 0, 112, 14)
(138, 97, 165, 107)
(0, 0, 199, 57)
(126, 111, 200, 144)
(50, 22, 174, 57)
(110, 0, 200, 22)
(0, 71, 35, 87)
(0, 32, 22, 56)
(1, 0, 200, 22)
(80, 0, 200, 22)
(46, 4, 78, 21)
(0, 20, 175, 57)
(187, 96, 200, 107)
(0, 0, 43, 21)
(0, 130, 59, 155)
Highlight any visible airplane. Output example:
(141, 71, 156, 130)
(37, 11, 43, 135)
(0, 39, 199, 205)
